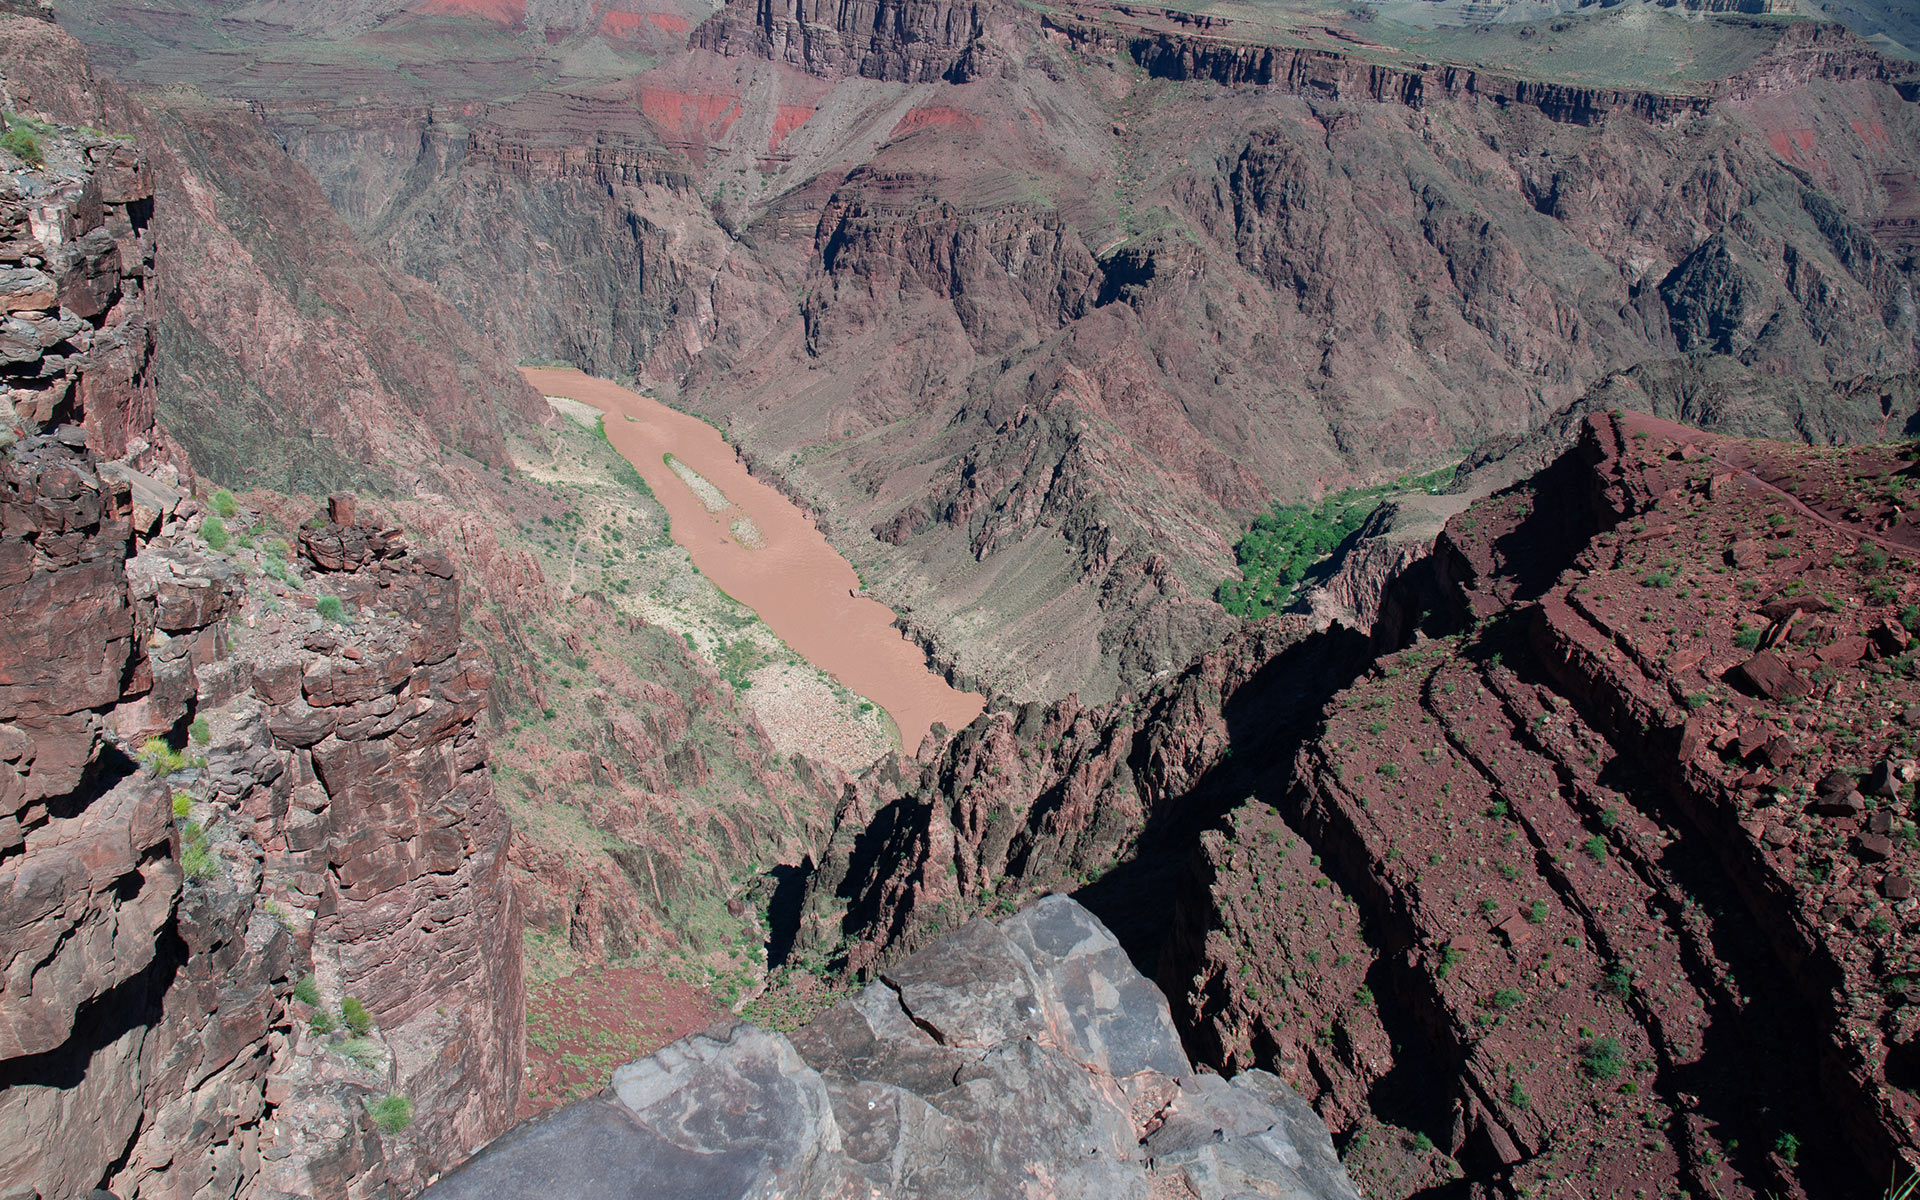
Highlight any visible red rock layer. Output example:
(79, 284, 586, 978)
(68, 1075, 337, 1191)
(0, 103, 522, 1198)
(1172, 414, 1920, 1197)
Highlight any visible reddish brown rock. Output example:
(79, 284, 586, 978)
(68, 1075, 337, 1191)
(1732, 651, 1815, 701)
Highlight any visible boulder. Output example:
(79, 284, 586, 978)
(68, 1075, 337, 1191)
(1728, 652, 1812, 702)
(421, 897, 1361, 1200)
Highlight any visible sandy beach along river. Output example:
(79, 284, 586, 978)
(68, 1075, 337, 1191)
(522, 367, 985, 751)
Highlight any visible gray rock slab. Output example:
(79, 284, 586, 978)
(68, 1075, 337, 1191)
(419, 898, 1362, 1200)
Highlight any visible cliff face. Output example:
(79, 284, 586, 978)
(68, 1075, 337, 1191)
(691, 0, 1025, 84)
(423, 896, 1364, 1200)
(0, 113, 522, 1200)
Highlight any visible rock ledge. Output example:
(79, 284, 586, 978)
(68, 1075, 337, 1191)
(424, 895, 1358, 1200)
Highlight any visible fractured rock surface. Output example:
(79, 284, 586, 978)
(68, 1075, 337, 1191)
(423, 895, 1359, 1200)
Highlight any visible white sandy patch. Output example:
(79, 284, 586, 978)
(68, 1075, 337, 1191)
(545, 395, 602, 428)
(744, 662, 892, 771)
(729, 516, 764, 548)
(665, 453, 731, 513)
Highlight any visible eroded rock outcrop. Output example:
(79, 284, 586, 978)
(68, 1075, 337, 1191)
(0, 122, 521, 1200)
(1171, 413, 1920, 1197)
(424, 896, 1360, 1200)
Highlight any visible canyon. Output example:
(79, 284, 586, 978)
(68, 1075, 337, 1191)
(525, 366, 984, 751)
(3, 0, 1920, 1196)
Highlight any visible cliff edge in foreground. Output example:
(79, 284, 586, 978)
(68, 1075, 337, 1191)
(424, 895, 1359, 1200)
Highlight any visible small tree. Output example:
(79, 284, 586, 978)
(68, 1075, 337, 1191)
(1579, 1036, 1625, 1080)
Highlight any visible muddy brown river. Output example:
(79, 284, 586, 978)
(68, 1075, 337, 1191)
(523, 367, 985, 751)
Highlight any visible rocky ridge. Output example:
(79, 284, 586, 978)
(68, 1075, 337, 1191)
(1168, 413, 1920, 1196)
(0, 119, 522, 1200)
(422, 895, 1362, 1200)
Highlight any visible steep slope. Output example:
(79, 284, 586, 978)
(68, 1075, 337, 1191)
(5, 9, 551, 496)
(7, 5, 861, 1123)
(781, 404, 1920, 1196)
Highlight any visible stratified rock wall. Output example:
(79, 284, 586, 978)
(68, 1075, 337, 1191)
(1170, 414, 1920, 1197)
(0, 115, 522, 1200)
(422, 896, 1362, 1200)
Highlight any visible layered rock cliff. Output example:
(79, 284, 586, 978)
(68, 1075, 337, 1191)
(422, 896, 1363, 1200)
(1167, 413, 1920, 1196)
(0, 118, 522, 1199)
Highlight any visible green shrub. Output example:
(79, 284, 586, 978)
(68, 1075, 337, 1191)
(1507, 1078, 1529, 1109)
(337, 1037, 382, 1070)
(368, 1094, 412, 1134)
(266, 537, 292, 561)
(294, 974, 321, 1006)
(341, 996, 372, 1036)
(1584, 835, 1608, 862)
(316, 595, 346, 623)
(138, 737, 187, 776)
(308, 1010, 335, 1035)
(1774, 1131, 1800, 1167)
(171, 792, 193, 818)
(1579, 1036, 1625, 1080)
(211, 488, 238, 519)
(181, 839, 215, 879)
(200, 515, 230, 552)
(1527, 900, 1550, 924)
(1735, 625, 1761, 650)
(188, 716, 211, 745)
(2, 124, 42, 168)
(1491, 988, 1525, 1011)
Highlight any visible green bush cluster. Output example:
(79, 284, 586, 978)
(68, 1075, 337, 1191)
(179, 818, 216, 880)
(341, 996, 373, 1037)
(316, 595, 347, 623)
(138, 737, 187, 777)
(1218, 465, 1454, 618)
(719, 636, 766, 691)
(200, 515, 230, 552)
(1579, 1036, 1625, 1080)
(368, 1094, 412, 1134)
(2, 123, 43, 168)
